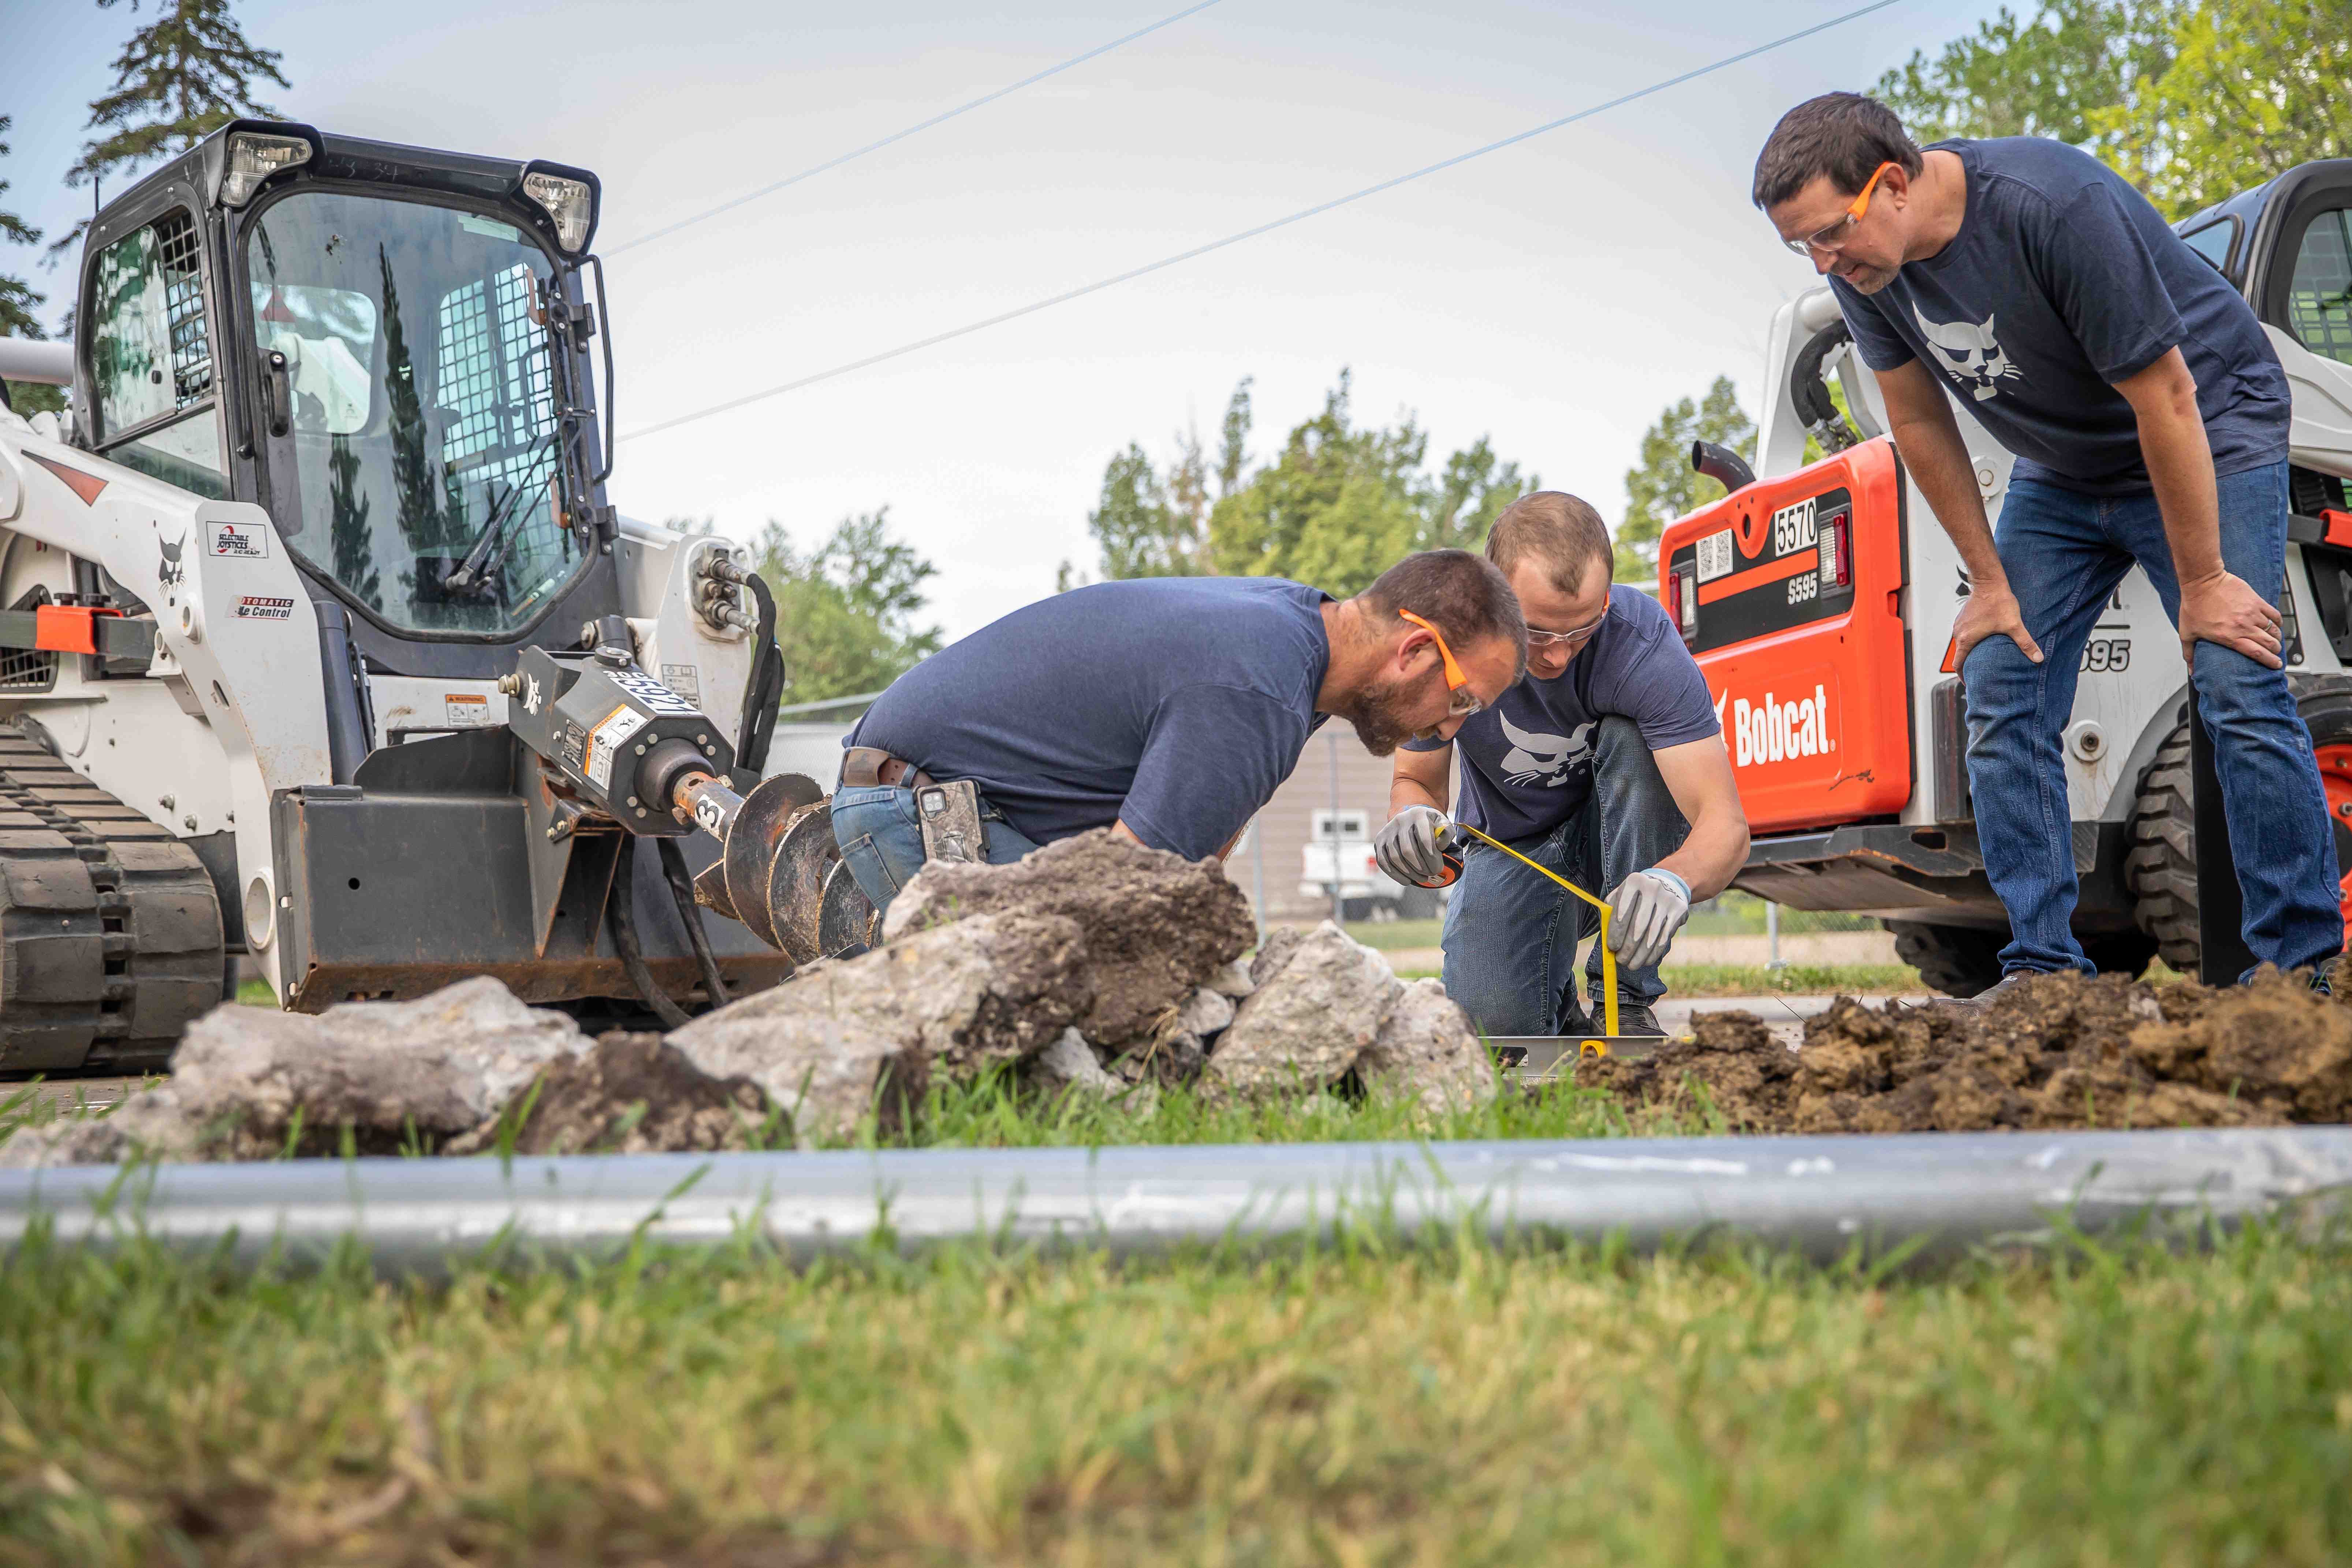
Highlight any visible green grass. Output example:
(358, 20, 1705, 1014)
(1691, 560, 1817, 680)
(1334, 917, 1444, 951)
(234, 980, 273, 1007)
(0, 1219, 2345, 1565)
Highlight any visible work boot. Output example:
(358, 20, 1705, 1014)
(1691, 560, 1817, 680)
(1932, 970, 2041, 1011)
(1589, 993, 1665, 1036)
(2312, 954, 2342, 998)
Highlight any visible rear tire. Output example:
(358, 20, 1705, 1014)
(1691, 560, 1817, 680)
(1882, 920, 2003, 998)
(2125, 677, 2352, 976)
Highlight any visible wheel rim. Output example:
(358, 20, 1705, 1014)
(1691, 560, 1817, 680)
(2311, 742, 2352, 932)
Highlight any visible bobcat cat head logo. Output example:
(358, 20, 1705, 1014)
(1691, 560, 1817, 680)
(1498, 712, 1596, 789)
(1915, 305, 2021, 401)
(157, 532, 186, 589)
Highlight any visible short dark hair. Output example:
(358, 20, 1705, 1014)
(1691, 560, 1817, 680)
(1752, 92, 1923, 211)
(1357, 549, 1527, 680)
(1486, 491, 1613, 596)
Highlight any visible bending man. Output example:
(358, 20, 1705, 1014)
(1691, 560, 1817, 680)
(1753, 92, 2340, 991)
(1373, 493, 1749, 1037)
(835, 552, 1528, 919)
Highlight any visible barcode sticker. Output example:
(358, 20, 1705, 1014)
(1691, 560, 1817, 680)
(1696, 529, 1735, 583)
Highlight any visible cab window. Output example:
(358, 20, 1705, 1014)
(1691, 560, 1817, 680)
(2286, 207, 2352, 366)
(89, 211, 226, 498)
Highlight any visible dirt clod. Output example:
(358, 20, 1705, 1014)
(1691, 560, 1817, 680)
(1577, 968, 2352, 1132)
(881, 828, 1255, 1048)
(447, 1033, 769, 1156)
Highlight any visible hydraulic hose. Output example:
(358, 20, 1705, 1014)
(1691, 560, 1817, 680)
(656, 836, 730, 1010)
(732, 570, 785, 784)
(1790, 319, 1859, 453)
(1689, 439, 1757, 495)
(606, 846, 693, 1030)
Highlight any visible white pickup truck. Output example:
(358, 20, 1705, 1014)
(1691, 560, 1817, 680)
(1298, 809, 1442, 921)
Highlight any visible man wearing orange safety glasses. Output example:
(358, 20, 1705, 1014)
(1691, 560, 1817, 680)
(1756, 92, 2340, 996)
(833, 552, 1527, 926)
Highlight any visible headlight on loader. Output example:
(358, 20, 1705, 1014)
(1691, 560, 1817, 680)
(220, 133, 312, 206)
(522, 171, 595, 254)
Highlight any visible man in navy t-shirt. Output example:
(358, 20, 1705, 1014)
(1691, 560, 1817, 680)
(1372, 493, 1751, 1037)
(833, 551, 1527, 920)
(1754, 93, 2340, 991)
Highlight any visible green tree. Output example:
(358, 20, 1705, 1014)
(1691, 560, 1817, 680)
(1089, 371, 1532, 596)
(0, 117, 65, 418)
(750, 508, 944, 702)
(1872, 0, 2179, 186)
(2090, 0, 2352, 218)
(1617, 376, 1755, 584)
(49, 0, 290, 260)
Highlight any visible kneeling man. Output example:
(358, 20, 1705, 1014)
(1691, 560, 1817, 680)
(1374, 494, 1749, 1036)
(836, 551, 1528, 918)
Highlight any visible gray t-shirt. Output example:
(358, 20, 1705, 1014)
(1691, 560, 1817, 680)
(1407, 585, 1719, 843)
(1834, 137, 2289, 495)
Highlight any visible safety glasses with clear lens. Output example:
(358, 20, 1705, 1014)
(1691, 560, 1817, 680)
(1782, 160, 1896, 256)
(1397, 609, 1484, 717)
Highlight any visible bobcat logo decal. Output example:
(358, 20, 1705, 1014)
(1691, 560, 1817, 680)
(1498, 712, 1596, 789)
(1915, 305, 2022, 401)
(157, 532, 187, 589)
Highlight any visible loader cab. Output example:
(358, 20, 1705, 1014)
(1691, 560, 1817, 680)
(71, 120, 620, 680)
(2179, 158, 2352, 371)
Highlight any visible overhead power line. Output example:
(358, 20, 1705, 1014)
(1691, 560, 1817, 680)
(608, 0, 1226, 256)
(621, 0, 1907, 444)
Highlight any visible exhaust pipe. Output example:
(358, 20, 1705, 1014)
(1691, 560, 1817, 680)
(1690, 439, 1756, 495)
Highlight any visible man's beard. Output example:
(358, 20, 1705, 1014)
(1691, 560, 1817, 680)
(1337, 673, 1441, 757)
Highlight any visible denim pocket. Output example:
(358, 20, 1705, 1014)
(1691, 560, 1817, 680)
(839, 831, 901, 901)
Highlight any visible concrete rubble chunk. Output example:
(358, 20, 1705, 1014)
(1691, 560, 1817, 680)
(1208, 921, 1401, 1096)
(2, 976, 592, 1165)
(670, 911, 1089, 1144)
(1177, 987, 1236, 1041)
(445, 1033, 769, 1157)
(0, 1087, 199, 1169)
(1248, 925, 1306, 988)
(879, 828, 1254, 1047)
(1204, 960, 1257, 1000)
(1355, 979, 1498, 1117)
(1027, 1027, 1157, 1112)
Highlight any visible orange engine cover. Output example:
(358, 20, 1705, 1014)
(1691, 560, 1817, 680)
(1657, 437, 1911, 834)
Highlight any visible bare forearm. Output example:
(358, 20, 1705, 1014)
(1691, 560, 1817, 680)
(1388, 749, 1452, 817)
(1657, 809, 1747, 904)
(2139, 394, 2223, 584)
(1890, 406, 2004, 581)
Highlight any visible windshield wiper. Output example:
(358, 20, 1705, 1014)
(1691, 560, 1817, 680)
(441, 435, 559, 596)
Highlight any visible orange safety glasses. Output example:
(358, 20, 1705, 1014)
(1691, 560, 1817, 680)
(1783, 160, 1895, 256)
(1397, 609, 1483, 717)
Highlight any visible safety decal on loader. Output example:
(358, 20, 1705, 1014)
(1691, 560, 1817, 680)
(209, 522, 268, 559)
(586, 705, 651, 792)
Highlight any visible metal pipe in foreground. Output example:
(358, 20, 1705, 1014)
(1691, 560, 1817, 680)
(2, 1128, 2347, 1279)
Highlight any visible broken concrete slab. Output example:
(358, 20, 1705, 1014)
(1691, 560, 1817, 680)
(1176, 986, 1235, 1041)
(1026, 1027, 1158, 1113)
(1248, 925, 1307, 989)
(445, 1033, 769, 1157)
(670, 911, 1090, 1143)
(1354, 978, 1497, 1117)
(1207, 921, 1400, 1096)
(1204, 959, 1256, 1000)
(881, 829, 1253, 1047)
(0, 1085, 199, 1169)
(0, 976, 593, 1165)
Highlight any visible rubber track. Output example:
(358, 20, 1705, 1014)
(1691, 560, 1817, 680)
(0, 731, 222, 1076)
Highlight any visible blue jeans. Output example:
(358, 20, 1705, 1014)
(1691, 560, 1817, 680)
(1440, 717, 1692, 1036)
(1961, 459, 2341, 981)
(830, 782, 1043, 923)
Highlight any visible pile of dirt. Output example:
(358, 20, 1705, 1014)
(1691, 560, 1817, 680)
(1577, 968, 2352, 1132)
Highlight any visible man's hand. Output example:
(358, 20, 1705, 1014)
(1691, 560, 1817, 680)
(1951, 579, 2045, 669)
(2178, 568, 2282, 671)
(1374, 805, 1454, 888)
(1606, 867, 1691, 971)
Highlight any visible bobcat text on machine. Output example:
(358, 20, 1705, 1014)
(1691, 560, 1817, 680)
(1658, 159, 2352, 996)
(0, 120, 875, 1076)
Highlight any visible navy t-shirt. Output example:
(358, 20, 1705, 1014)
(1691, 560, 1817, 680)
(848, 577, 1331, 861)
(1409, 585, 1719, 843)
(1834, 137, 2289, 495)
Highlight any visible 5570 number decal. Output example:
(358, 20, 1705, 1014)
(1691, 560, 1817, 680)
(2081, 638, 2131, 672)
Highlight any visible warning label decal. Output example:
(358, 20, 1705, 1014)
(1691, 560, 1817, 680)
(585, 704, 651, 792)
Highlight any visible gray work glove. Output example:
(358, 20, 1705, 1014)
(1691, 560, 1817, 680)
(1374, 805, 1454, 887)
(1605, 867, 1691, 971)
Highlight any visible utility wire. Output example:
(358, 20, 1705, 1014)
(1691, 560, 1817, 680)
(621, 0, 1906, 444)
(607, 0, 1226, 256)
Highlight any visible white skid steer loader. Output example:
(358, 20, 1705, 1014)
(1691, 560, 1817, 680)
(0, 122, 868, 1076)
(1657, 158, 2352, 994)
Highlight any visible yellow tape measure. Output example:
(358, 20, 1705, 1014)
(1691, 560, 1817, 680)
(1446, 821, 1619, 1040)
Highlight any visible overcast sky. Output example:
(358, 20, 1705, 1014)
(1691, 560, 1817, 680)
(3, 0, 2008, 640)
